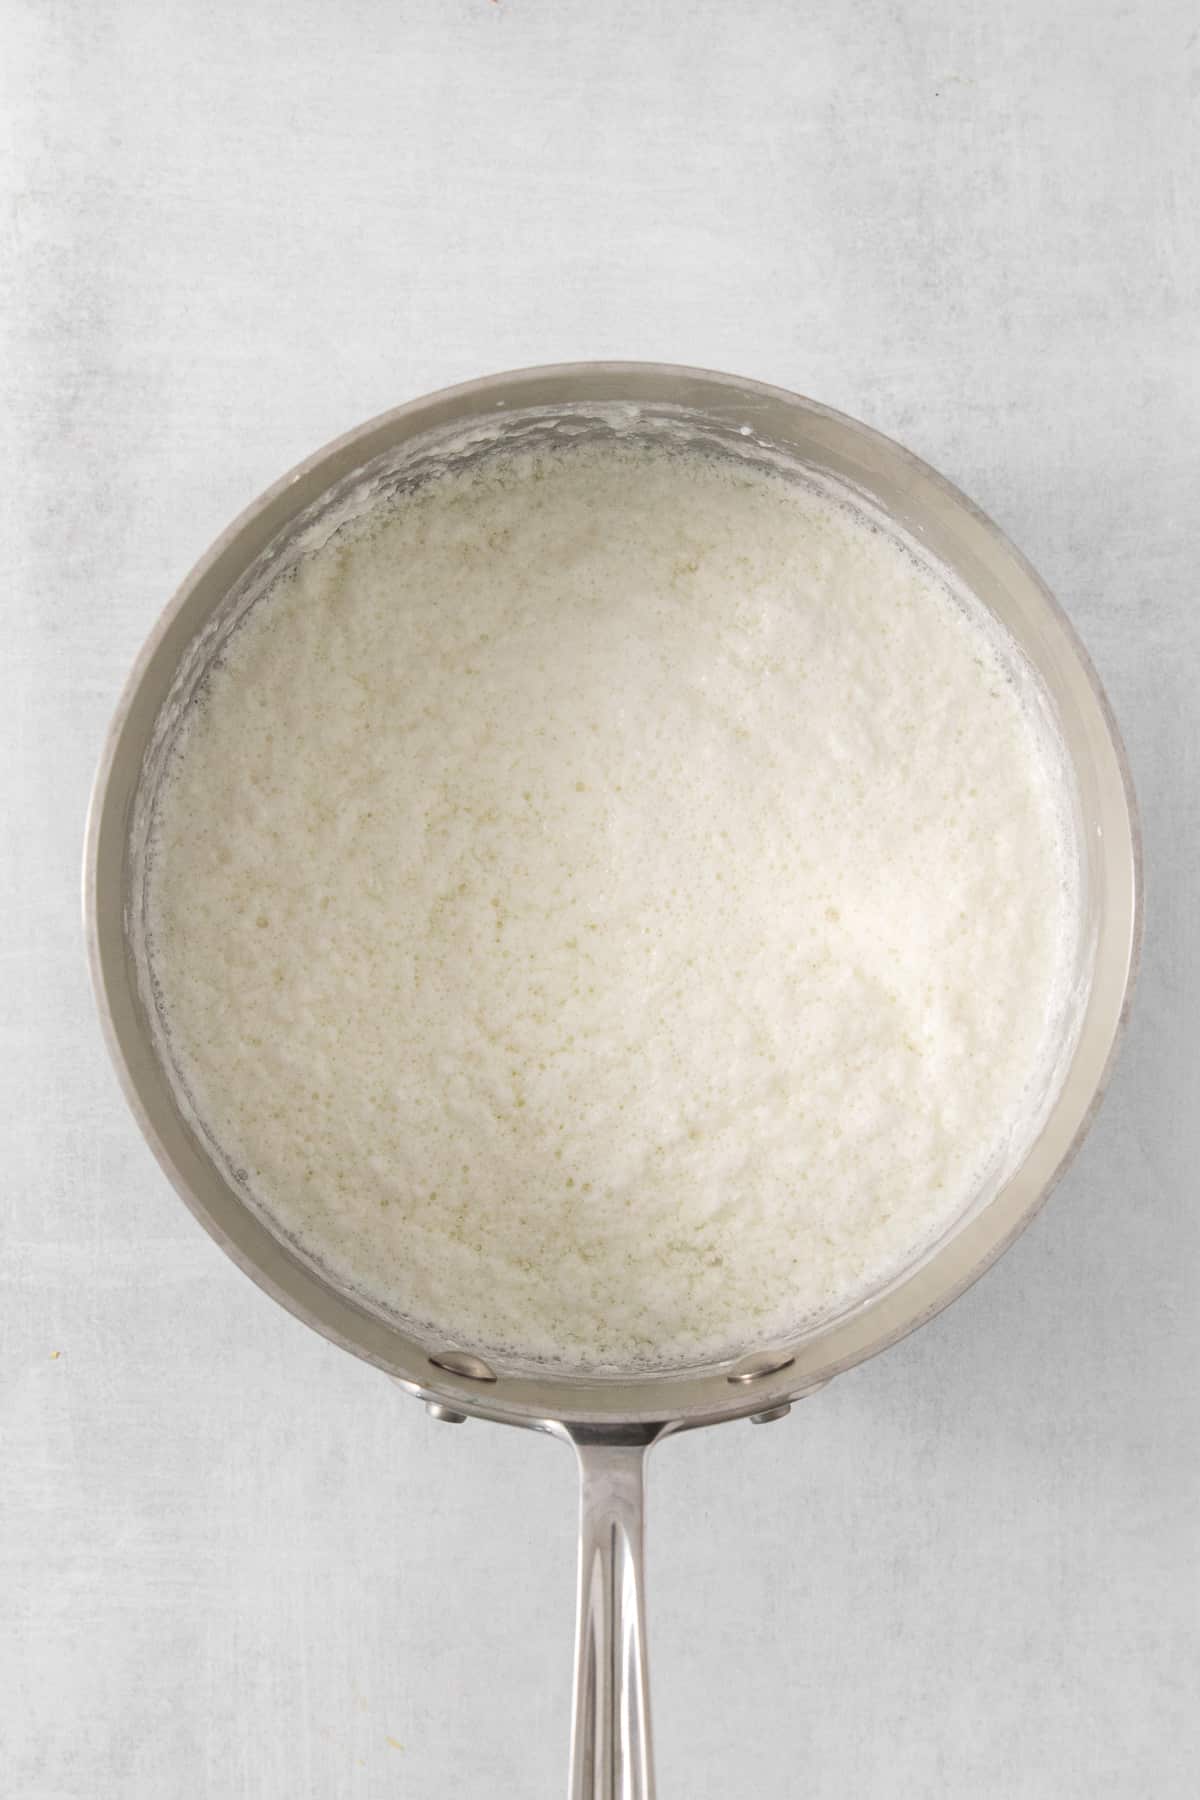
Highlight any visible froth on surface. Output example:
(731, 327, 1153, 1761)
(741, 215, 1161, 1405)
(145, 440, 1078, 1370)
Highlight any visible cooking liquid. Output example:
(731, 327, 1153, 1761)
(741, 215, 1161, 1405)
(146, 440, 1079, 1369)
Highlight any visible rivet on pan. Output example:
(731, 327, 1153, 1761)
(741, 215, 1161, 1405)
(750, 1403, 792, 1425)
(727, 1350, 796, 1385)
(426, 1401, 468, 1424)
(429, 1351, 498, 1383)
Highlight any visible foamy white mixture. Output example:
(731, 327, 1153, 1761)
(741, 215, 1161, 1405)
(147, 441, 1077, 1369)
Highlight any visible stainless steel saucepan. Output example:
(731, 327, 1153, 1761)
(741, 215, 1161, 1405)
(84, 363, 1141, 1799)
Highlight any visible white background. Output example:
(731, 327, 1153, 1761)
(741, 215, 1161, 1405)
(3, 3, 1197, 1795)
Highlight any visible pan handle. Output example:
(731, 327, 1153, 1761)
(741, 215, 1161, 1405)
(567, 1430, 660, 1800)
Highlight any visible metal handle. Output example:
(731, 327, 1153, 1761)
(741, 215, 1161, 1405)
(568, 1433, 657, 1800)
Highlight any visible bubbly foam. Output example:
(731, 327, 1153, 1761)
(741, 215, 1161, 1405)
(145, 440, 1079, 1369)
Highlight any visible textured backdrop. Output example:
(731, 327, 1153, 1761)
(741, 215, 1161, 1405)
(2, 2, 1197, 1795)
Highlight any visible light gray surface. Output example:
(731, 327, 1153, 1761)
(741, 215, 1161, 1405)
(2, 2, 1196, 1796)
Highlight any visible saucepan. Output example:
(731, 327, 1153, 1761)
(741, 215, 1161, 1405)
(84, 364, 1141, 1799)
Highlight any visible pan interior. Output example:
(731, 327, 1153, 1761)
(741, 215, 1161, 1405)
(124, 400, 1091, 1384)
